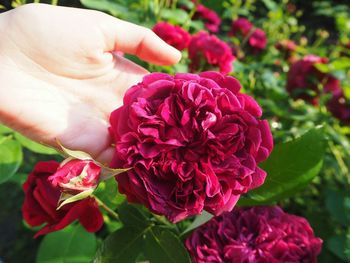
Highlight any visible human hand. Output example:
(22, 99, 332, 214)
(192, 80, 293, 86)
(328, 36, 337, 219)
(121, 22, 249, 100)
(0, 3, 181, 164)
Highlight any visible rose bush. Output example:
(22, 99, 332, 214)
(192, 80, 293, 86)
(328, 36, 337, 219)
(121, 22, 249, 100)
(22, 161, 103, 237)
(109, 71, 273, 222)
(185, 206, 323, 263)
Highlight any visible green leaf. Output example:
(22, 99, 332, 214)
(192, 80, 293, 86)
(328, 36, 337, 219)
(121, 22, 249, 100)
(0, 137, 23, 184)
(238, 127, 326, 206)
(80, 0, 129, 17)
(328, 234, 349, 261)
(93, 226, 147, 263)
(182, 211, 213, 236)
(14, 133, 58, 155)
(118, 202, 150, 229)
(325, 189, 350, 226)
(144, 227, 191, 263)
(36, 224, 97, 263)
(0, 124, 12, 134)
(160, 9, 189, 24)
(94, 179, 125, 210)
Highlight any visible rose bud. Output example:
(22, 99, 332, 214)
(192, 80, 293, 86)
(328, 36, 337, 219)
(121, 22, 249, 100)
(22, 161, 103, 237)
(193, 4, 221, 33)
(185, 206, 323, 263)
(49, 159, 101, 194)
(188, 31, 235, 74)
(152, 22, 191, 51)
(287, 55, 341, 105)
(109, 72, 273, 223)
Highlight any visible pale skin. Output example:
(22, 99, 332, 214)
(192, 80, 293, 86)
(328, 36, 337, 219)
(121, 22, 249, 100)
(0, 3, 181, 165)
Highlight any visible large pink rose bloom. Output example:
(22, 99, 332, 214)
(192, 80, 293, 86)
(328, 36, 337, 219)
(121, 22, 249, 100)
(287, 55, 341, 105)
(109, 72, 273, 222)
(185, 206, 323, 263)
(152, 22, 191, 51)
(189, 32, 235, 75)
(193, 4, 221, 33)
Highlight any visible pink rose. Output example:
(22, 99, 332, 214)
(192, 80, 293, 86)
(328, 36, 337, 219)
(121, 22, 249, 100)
(193, 4, 221, 33)
(188, 31, 235, 74)
(152, 22, 191, 51)
(22, 161, 103, 237)
(185, 206, 323, 263)
(230, 18, 267, 53)
(287, 55, 341, 105)
(230, 17, 253, 37)
(109, 72, 273, 222)
(49, 159, 101, 194)
(275, 39, 297, 52)
(248, 28, 267, 52)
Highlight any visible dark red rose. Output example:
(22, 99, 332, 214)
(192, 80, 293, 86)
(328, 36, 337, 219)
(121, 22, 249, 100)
(188, 31, 235, 74)
(287, 55, 341, 105)
(109, 72, 273, 222)
(193, 4, 221, 33)
(185, 206, 323, 263)
(152, 22, 191, 51)
(248, 28, 267, 52)
(327, 88, 350, 125)
(22, 161, 103, 237)
(230, 17, 253, 37)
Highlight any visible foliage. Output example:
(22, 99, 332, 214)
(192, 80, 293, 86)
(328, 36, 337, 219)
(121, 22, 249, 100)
(0, 0, 350, 262)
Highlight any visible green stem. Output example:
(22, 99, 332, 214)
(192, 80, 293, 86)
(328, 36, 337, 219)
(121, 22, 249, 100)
(94, 196, 120, 220)
(328, 141, 349, 177)
(51, 0, 58, 5)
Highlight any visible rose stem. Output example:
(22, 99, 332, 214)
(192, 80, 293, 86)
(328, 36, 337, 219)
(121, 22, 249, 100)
(93, 196, 120, 221)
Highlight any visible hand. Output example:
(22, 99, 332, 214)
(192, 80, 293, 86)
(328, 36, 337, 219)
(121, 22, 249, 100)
(0, 3, 181, 164)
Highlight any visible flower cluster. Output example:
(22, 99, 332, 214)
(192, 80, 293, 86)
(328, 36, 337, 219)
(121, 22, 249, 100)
(193, 4, 221, 33)
(109, 71, 273, 222)
(286, 54, 350, 123)
(22, 161, 103, 237)
(185, 206, 323, 263)
(230, 17, 267, 53)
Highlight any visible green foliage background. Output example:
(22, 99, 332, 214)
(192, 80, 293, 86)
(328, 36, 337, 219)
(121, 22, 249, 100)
(0, 0, 349, 262)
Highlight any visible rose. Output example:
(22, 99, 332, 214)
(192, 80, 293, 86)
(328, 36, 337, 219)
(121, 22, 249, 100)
(248, 28, 267, 52)
(287, 55, 341, 105)
(188, 31, 235, 74)
(193, 4, 221, 33)
(230, 17, 253, 37)
(185, 206, 323, 263)
(152, 22, 191, 51)
(275, 39, 297, 52)
(327, 88, 350, 125)
(229, 18, 267, 53)
(49, 159, 101, 194)
(22, 161, 103, 237)
(109, 71, 273, 222)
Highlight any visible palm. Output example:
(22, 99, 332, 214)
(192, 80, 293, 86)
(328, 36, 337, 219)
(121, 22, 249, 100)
(0, 4, 180, 164)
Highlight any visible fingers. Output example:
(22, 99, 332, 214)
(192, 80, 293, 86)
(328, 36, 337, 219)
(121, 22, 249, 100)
(99, 15, 182, 66)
